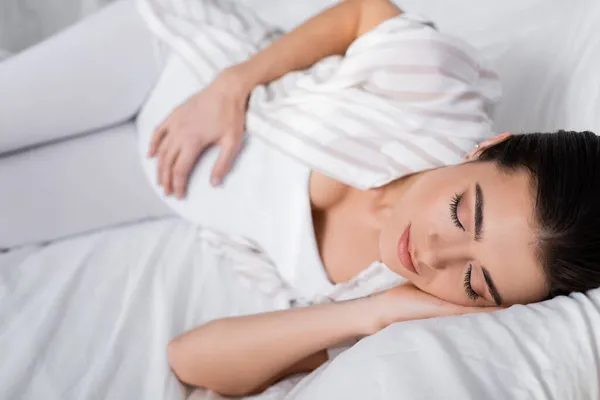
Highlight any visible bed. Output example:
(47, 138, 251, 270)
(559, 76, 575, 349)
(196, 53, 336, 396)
(1, 0, 599, 399)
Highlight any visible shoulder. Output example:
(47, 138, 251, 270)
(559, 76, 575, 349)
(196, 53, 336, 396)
(355, 0, 403, 37)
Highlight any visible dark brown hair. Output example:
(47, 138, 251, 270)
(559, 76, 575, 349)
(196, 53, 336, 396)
(478, 130, 600, 298)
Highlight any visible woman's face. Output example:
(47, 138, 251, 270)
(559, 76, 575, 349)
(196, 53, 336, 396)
(379, 160, 548, 307)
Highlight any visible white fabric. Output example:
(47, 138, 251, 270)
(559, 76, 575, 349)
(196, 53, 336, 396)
(0, 123, 174, 249)
(137, 0, 501, 190)
(134, 0, 497, 346)
(0, 218, 299, 400)
(393, 0, 600, 135)
(288, 292, 600, 400)
(0, 0, 165, 155)
(239, 0, 600, 135)
(0, 216, 394, 400)
(137, 52, 405, 304)
(1, 0, 600, 399)
(0, 0, 175, 249)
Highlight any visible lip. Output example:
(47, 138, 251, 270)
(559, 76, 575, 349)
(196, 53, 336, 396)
(397, 224, 418, 275)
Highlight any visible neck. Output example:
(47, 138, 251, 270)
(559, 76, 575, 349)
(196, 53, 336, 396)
(356, 171, 423, 229)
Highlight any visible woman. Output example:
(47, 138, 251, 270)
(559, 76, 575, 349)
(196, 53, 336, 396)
(139, 0, 600, 394)
(1, 0, 599, 397)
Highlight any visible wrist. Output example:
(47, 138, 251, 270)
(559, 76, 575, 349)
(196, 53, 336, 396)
(339, 296, 387, 337)
(361, 291, 402, 336)
(224, 62, 261, 95)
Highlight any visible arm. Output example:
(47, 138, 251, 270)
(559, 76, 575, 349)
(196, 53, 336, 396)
(231, 0, 403, 92)
(168, 298, 375, 397)
(168, 285, 501, 396)
(150, 0, 402, 196)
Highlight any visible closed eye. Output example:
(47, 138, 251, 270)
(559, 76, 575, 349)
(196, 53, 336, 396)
(464, 264, 480, 301)
(450, 192, 464, 230)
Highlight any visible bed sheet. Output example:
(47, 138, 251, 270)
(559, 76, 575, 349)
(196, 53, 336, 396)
(0, 218, 302, 400)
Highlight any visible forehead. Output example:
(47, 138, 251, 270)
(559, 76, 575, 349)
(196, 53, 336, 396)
(462, 162, 547, 304)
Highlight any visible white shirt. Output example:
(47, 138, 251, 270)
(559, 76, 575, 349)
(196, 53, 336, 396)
(135, 0, 501, 303)
(137, 0, 501, 188)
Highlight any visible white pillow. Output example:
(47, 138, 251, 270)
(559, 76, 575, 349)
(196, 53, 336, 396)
(392, 0, 600, 135)
(287, 292, 600, 400)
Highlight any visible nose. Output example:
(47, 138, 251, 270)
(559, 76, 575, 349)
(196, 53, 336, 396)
(414, 231, 470, 271)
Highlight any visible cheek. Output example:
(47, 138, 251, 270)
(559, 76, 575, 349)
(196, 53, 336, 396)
(404, 169, 454, 204)
(414, 272, 473, 306)
(401, 174, 454, 229)
(378, 175, 452, 269)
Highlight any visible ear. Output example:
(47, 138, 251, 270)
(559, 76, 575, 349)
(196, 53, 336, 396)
(464, 132, 513, 161)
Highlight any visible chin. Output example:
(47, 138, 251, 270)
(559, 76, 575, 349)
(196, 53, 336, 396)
(386, 261, 411, 281)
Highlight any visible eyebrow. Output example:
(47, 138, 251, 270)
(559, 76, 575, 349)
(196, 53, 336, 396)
(474, 182, 484, 242)
(482, 267, 504, 306)
(473, 182, 502, 305)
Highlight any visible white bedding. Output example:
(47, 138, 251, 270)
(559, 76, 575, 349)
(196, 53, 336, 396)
(0, 218, 301, 400)
(2, 0, 600, 399)
(288, 293, 600, 400)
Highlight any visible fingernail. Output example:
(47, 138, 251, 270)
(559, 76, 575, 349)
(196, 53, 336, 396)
(211, 177, 221, 187)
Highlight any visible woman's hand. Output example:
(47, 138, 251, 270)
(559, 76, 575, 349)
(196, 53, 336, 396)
(370, 283, 503, 334)
(148, 66, 252, 198)
(147, 0, 403, 200)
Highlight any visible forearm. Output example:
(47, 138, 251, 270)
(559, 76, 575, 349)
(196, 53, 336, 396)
(167, 298, 377, 396)
(231, 0, 402, 91)
(166, 283, 496, 396)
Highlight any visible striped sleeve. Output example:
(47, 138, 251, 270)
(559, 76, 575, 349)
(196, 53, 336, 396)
(247, 13, 502, 189)
(137, 0, 501, 190)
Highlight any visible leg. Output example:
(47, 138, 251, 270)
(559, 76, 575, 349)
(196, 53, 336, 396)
(0, 0, 166, 155)
(0, 122, 174, 249)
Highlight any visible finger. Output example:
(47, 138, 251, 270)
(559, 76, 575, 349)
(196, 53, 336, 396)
(173, 144, 206, 199)
(162, 145, 181, 196)
(156, 135, 172, 187)
(149, 121, 169, 158)
(464, 144, 480, 161)
(210, 138, 242, 187)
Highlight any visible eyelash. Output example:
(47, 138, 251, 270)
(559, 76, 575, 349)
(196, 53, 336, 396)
(464, 265, 480, 301)
(451, 193, 480, 301)
(449, 193, 465, 230)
